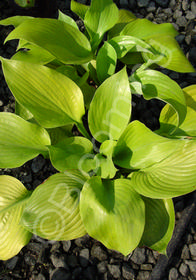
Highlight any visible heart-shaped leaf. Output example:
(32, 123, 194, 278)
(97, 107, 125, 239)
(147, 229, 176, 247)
(140, 197, 175, 254)
(1, 58, 85, 128)
(80, 177, 145, 255)
(96, 42, 117, 83)
(130, 69, 187, 127)
(157, 85, 196, 137)
(21, 171, 88, 240)
(88, 68, 131, 142)
(0, 175, 32, 260)
(49, 137, 94, 172)
(0, 112, 50, 168)
(5, 18, 92, 64)
(84, 0, 119, 50)
(113, 120, 182, 170)
(129, 139, 196, 198)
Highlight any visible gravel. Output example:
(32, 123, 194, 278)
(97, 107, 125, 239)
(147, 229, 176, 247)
(0, 0, 196, 279)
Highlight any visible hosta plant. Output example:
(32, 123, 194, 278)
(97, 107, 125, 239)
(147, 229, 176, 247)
(14, 0, 35, 8)
(0, 0, 196, 261)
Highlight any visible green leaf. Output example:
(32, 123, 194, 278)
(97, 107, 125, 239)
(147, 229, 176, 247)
(46, 125, 73, 145)
(100, 140, 117, 158)
(130, 70, 187, 127)
(0, 112, 50, 168)
(120, 52, 144, 65)
(15, 101, 33, 121)
(88, 68, 131, 142)
(113, 120, 183, 170)
(21, 172, 88, 240)
(5, 18, 92, 64)
(49, 137, 94, 172)
(1, 58, 85, 128)
(108, 9, 136, 39)
(12, 43, 55, 65)
(0, 175, 32, 260)
(14, 0, 34, 8)
(84, 0, 119, 50)
(71, 0, 89, 20)
(58, 10, 79, 29)
(121, 18, 178, 39)
(0, 16, 33, 27)
(140, 197, 175, 254)
(96, 42, 117, 83)
(157, 85, 196, 137)
(142, 35, 195, 73)
(128, 139, 196, 198)
(93, 154, 117, 179)
(80, 177, 145, 255)
(108, 35, 153, 59)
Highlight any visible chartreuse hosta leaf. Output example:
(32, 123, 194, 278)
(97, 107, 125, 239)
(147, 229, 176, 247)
(0, 16, 33, 27)
(14, 0, 34, 8)
(58, 10, 78, 30)
(113, 120, 183, 170)
(71, 0, 89, 20)
(0, 112, 50, 168)
(80, 177, 145, 255)
(1, 58, 85, 128)
(5, 18, 92, 64)
(84, 0, 119, 50)
(142, 35, 195, 73)
(128, 139, 196, 199)
(130, 69, 187, 127)
(157, 85, 196, 137)
(93, 154, 117, 179)
(139, 197, 175, 254)
(96, 42, 117, 83)
(48, 137, 94, 172)
(108, 9, 136, 39)
(0, 176, 32, 260)
(120, 18, 178, 39)
(108, 35, 153, 59)
(21, 171, 88, 240)
(88, 68, 131, 143)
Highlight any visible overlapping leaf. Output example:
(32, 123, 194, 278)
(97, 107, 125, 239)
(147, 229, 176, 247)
(0, 176, 32, 260)
(0, 112, 50, 168)
(21, 172, 88, 240)
(71, 0, 89, 20)
(1, 58, 85, 128)
(88, 68, 131, 142)
(5, 18, 92, 64)
(58, 10, 78, 29)
(0, 16, 33, 27)
(130, 70, 187, 127)
(157, 85, 196, 137)
(80, 177, 145, 255)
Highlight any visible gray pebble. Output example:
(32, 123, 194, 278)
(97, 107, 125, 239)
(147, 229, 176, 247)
(179, 262, 189, 277)
(5, 256, 19, 270)
(107, 264, 121, 279)
(74, 235, 89, 247)
(137, 270, 151, 280)
(185, 260, 196, 273)
(97, 261, 108, 274)
(83, 266, 97, 280)
(191, 1, 196, 15)
(173, 9, 182, 20)
(122, 263, 135, 280)
(155, 0, 169, 8)
(79, 248, 89, 267)
(137, 0, 149, 8)
(62, 240, 71, 253)
(0, 100, 3, 106)
(67, 254, 78, 268)
(176, 16, 187, 27)
(24, 254, 36, 266)
(163, 7, 173, 16)
(189, 243, 196, 257)
(50, 242, 61, 253)
(51, 268, 71, 280)
(185, 11, 195, 20)
(91, 244, 108, 261)
(50, 253, 68, 269)
(181, 244, 191, 260)
(189, 48, 196, 65)
(72, 267, 82, 280)
(131, 248, 146, 265)
(147, 1, 156, 12)
(119, 0, 129, 7)
(31, 156, 45, 173)
(140, 263, 153, 270)
(169, 267, 179, 280)
(37, 274, 46, 280)
(169, 0, 176, 8)
(182, 0, 190, 11)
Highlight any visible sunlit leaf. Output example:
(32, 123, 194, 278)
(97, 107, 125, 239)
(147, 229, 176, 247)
(1, 58, 85, 128)
(80, 177, 145, 255)
(0, 175, 32, 260)
(5, 18, 92, 64)
(88, 68, 131, 142)
(71, 0, 89, 20)
(0, 112, 50, 168)
(93, 154, 117, 179)
(58, 10, 78, 29)
(140, 197, 175, 254)
(21, 172, 88, 240)
(0, 16, 33, 27)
